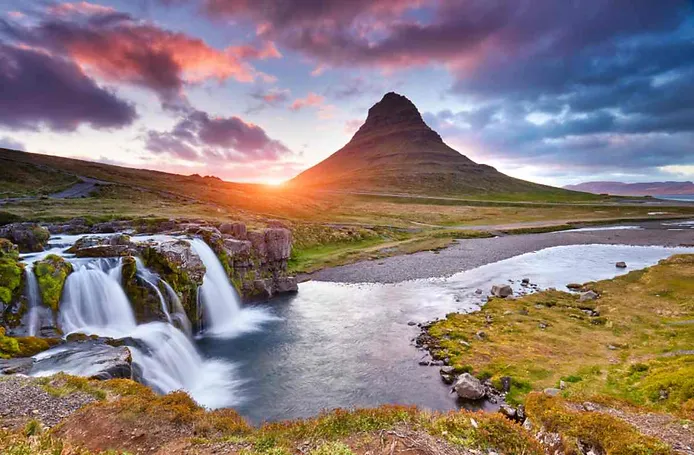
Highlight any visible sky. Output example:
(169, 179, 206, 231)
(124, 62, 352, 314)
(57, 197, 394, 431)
(0, 0, 693, 186)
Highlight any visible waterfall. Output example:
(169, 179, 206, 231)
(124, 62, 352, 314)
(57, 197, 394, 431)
(189, 238, 274, 337)
(128, 322, 243, 409)
(24, 265, 41, 337)
(60, 259, 137, 335)
(47, 253, 242, 409)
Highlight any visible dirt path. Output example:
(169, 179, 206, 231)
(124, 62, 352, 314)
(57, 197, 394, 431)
(49, 176, 110, 199)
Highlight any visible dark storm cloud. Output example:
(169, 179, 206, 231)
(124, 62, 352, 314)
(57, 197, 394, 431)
(0, 43, 136, 131)
(145, 109, 291, 162)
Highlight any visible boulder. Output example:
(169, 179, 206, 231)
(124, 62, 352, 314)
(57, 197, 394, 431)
(491, 284, 513, 298)
(28, 341, 133, 380)
(452, 373, 486, 400)
(579, 290, 599, 302)
(275, 276, 298, 294)
(0, 223, 50, 252)
(616, 261, 627, 269)
(265, 228, 292, 262)
(499, 404, 517, 420)
(121, 256, 168, 324)
(543, 388, 562, 397)
(66, 234, 137, 257)
(566, 283, 583, 290)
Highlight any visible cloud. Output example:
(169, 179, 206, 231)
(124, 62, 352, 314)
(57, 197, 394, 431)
(246, 87, 291, 113)
(0, 43, 136, 131)
(0, 136, 26, 151)
(145, 108, 292, 163)
(289, 93, 325, 111)
(2, 2, 280, 101)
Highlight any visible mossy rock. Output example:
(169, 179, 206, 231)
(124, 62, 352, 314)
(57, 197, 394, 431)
(141, 243, 203, 328)
(121, 256, 168, 323)
(0, 256, 23, 305)
(34, 255, 73, 312)
(0, 238, 19, 260)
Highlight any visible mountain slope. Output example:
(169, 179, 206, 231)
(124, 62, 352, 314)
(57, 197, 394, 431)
(291, 92, 587, 200)
(565, 181, 694, 196)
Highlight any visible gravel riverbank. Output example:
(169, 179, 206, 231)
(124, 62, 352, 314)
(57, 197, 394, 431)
(306, 220, 694, 283)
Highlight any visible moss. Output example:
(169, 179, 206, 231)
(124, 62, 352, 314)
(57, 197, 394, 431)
(0, 326, 20, 358)
(0, 238, 19, 260)
(15, 336, 60, 357)
(309, 442, 354, 455)
(141, 246, 200, 327)
(526, 393, 672, 455)
(0, 257, 22, 305)
(34, 254, 72, 312)
(120, 256, 166, 323)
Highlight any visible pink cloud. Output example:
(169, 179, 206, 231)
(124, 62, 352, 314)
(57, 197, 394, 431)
(289, 93, 326, 111)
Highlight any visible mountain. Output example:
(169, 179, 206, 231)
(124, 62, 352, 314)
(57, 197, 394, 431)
(290, 92, 583, 199)
(565, 181, 694, 196)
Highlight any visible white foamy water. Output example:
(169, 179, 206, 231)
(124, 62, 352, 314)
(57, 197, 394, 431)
(558, 225, 643, 233)
(190, 238, 276, 338)
(39, 250, 244, 409)
(24, 265, 42, 337)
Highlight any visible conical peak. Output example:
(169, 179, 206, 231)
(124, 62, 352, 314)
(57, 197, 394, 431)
(351, 92, 439, 143)
(364, 92, 424, 127)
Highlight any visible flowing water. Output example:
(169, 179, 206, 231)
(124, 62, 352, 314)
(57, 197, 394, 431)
(199, 244, 694, 423)
(18, 234, 694, 419)
(24, 265, 41, 337)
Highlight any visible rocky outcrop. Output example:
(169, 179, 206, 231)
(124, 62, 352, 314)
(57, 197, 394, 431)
(66, 234, 137, 257)
(121, 256, 168, 324)
(4, 339, 134, 380)
(0, 223, 50, 252)
(34, 255, 73, 312)
(215, 227, 297, 300)
(0, 239, 25, 329)
(141, 240, 205, 327)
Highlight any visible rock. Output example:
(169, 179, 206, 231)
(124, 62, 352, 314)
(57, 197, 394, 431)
(566, 283, 583, 290)
(616, 261, 627, 268)
(120, 256, 169, 324)
(66, 234, 137, 257)
(439, 366, 456, 384)
(275, 276, 298, 293)
(491, 284, 513, 298)
(559, 380, 567, 390)
(0, 223, 50, 252)
(579, 290, 599, 302)
(0, 240, 23, 315)
(22, 340, 133, 380)
(407, 321, 416, 326)
(543, 388, 562, 397)
(475, 331, 486, 340)
(141, 240, 205, 328)
(452, 373, 486, 400)
(499, 404, 516, 420)
(475, 288, 483, 295)
(500, 376, 512, 393)
(219, 222, 247, 239)
(0, 357, 34, 375)
(34, 255, 73, 312)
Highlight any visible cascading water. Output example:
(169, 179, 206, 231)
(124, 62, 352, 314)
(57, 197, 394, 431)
(24, 265, 41, 337)
(59, 259, 137, 334)
(189, 238, 275, 337)
(49, 252, 243, 408)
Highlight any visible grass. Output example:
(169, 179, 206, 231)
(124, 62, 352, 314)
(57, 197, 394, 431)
(425, 254, 694, 416)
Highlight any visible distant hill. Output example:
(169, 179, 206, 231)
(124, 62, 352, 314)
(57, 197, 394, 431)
(290, 92, 593, 201)
(565, 181, 694, 196)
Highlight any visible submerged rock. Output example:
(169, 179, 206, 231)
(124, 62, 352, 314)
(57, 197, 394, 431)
(0, 223, 50, 253)
(34, 255, 73, 312)
(491, 284, 513, 298)
(452, 373, 486, 400)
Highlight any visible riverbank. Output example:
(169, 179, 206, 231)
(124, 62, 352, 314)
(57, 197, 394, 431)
(306, 219, 694, 283)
